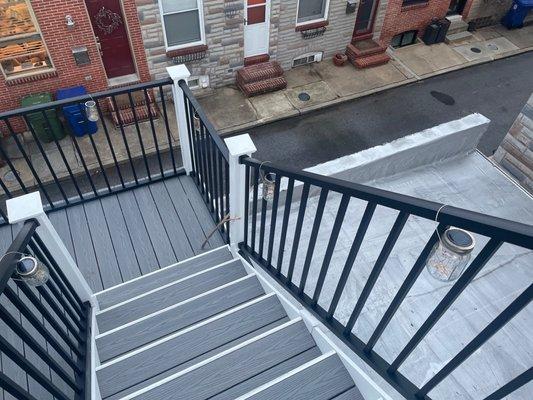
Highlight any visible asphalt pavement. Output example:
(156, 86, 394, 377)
(240, 52, 533, 170)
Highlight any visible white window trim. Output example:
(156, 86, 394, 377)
(295, 0, 330, 27)
(158, 0, 206, 51)
(0, 0, 55, 80)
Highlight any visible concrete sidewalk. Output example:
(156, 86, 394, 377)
(198, 24, 533, 134)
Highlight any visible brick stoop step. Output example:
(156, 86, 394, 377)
(237, 61, 287, 97)
(346, 40, 391, 69)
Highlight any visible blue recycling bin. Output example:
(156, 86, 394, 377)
(502, 0, 533, 29)
(56, 86, 98, 136)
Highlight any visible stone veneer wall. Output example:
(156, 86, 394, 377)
(272, 0, 356, 70)
(137, 0, 359, 88)
(463, 0, 512, 26)
(136, 0, 246, 87)
(493, 93, 533, 194)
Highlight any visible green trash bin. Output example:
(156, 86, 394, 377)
(21, 93, 66, 143)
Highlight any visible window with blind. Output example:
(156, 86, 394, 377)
(297, 0, 329, 24)
(160, 0, 204, 50)
(0, 0, 53, 79)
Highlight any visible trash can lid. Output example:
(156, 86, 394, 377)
(515, 0, 533, 7)
(56, 85, 88, 100)
(21, 92, 53, 107)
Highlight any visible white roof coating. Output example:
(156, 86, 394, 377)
(253, 151, 533, 400)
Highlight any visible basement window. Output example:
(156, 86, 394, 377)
(391, 30, 418, 48)
(0, 0, 54, 79)
(292, 52, 323, 67)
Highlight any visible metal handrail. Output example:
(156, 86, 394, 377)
(239, 155, 533, 400)
(241, 157, 533, 249)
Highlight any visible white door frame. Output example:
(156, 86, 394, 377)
(244, 0, 271, 58)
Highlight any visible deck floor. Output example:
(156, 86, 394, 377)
(1, 175, 224, 292)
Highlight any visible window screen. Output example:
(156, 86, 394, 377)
(297, 0, 327, 23)
(161, 0, 202, 48)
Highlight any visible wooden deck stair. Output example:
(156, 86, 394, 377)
(92, 246, 363, 399)
(236, 61, 287, 97)
(346, 39, 390, 69)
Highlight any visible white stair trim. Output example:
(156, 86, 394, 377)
(93, 245, 230, 296)
(95, 259, 239, 315)
(234, 351, 336, 400)
(120, 318, 303, 400)
(95, 274, 256, 339)
(96, 292, 277, 370)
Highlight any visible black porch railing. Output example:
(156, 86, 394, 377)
(0, 220, 91, 400)
(0, 78, 182, 225)
(180, 80, 230, 243)
(239, 157, 533, 400)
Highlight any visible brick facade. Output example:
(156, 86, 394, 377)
(377, 0, 450, 46)
(0, 0, 151, 120)
(494, 93, 533, 194)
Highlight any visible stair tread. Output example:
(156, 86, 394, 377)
(95, 246, 233, 310)
(96, 259, 247, 333)
(129, 319, 316, 400)
(241, 353, 358, 400)
(97, 294, 287, 398)
(96, 275, 264, 362)
(237, 61, 284, 84)
(239, 77, 287, 97)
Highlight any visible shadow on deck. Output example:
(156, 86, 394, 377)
(0, 175, 224, 292)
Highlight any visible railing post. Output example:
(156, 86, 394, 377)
(6, 192, 95, 306)
(225, 134, 257, 253)
(167, 64, 193, 174)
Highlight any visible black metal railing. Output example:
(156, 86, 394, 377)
(0, 78, 183, 224)
(239, 157, 533, 400)
(180, 80, 230, 243)
(0, 220, 91, 400)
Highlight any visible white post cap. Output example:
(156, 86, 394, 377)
(225, 134, 257, 157)
(7, 192, 44, 224)
(166, 64, 191, 81)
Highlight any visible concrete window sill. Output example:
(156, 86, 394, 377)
(401, 2, 429, 12)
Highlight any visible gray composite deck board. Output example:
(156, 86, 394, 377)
(96, 275, 264, 362)
(95, 246, 232, 310)
(115, 190, 159, 276)
(210, 347, 323, 400)
(98, 295, 287, 398)
(106, 319, 291, 400)
(332, 386, 365, 400)
(179, 175, 225, 247)
(133, 186, 177, 267)
(244, 354, 355, 400)
(65, 205, 103, 292)
(96, 260, 247, 333)
(149, 181, 195, 259)
(164, 178, 213, 251)
(83, 200, 123, 289)
(99, 195, 142, 282)
(139, 321, 316, 400)
(27, 175, 226, 293)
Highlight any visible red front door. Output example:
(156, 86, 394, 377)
(353, 0, 380, 39)
(85, 0, 136, 78)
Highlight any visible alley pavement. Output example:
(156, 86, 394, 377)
(237, 51, 533, 170)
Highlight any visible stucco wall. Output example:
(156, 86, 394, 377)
(464, 0, 512, 25)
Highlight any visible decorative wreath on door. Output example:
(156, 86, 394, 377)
(94, 6, 123, 35)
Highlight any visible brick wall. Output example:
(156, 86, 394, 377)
(0, 0, 150, 118)
(378, 0, 450, 46)
(137, 0, 245, 88)
(493, 93, 533, 194)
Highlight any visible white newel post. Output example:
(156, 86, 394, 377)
(225, 134, 257, 253)
(167, 64, 193, 174)
(6, 192, 95, 306)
